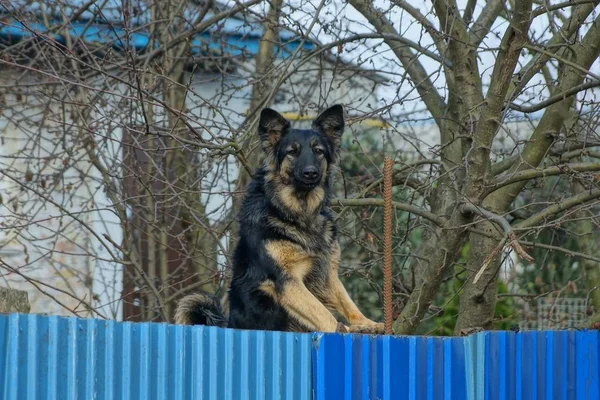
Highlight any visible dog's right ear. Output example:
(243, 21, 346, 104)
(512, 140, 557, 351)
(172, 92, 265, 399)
(258, 108, 290, 152)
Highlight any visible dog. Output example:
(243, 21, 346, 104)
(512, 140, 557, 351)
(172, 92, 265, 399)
(175, 104, 384, 334)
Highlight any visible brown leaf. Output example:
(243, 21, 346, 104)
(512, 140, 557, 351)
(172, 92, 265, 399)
(459, 327, 484, 336)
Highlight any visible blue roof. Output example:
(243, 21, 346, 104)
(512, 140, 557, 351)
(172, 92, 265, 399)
(0, 0, 315, 58)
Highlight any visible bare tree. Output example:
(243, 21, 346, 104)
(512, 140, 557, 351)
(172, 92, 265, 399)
(341, 0, 600, 333)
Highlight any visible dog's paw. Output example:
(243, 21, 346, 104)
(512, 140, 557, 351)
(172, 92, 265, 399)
(347, 322, 386, 335)
(336, 321, 349, 333)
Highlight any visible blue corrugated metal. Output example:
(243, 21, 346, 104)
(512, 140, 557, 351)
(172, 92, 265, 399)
(3, 313, 600, 399)
(0, 313, 312, 400)
(311, 332, 469, 400)
(482, 330, 600, 400)
(463, 332, 486, 400)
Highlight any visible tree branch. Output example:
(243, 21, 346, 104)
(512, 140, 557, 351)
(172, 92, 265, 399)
(327, 33, 451, 67)
(532, 0, 599, 18)
(469, 0, 506, 46)
(461, 203, 534, 268)
(463, 0, 478, 26)
(487, 162, 600, 195)
(515, 188, 600, 229)
(509, 79, 600, 113)
(389, 0, 446, 54)
(555, 150, 600, 162)
(522, 44, 600, 81)
(466, 0, 533, 199)
(520, 240, 600, 264)
(331, 198, 446, 227)
(507, 2, 599, 100)
(347, 0, 447, 124)
(490, 142, 600, 176)
(489, 14, 600, 211)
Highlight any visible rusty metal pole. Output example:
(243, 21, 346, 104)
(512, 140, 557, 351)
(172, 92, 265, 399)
(383, 156, 393, 335)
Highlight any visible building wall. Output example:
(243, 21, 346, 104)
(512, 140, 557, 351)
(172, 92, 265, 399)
(0, 87, 123, 320)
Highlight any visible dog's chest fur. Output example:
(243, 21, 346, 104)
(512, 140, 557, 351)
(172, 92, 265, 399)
(265, 211, 337, 287)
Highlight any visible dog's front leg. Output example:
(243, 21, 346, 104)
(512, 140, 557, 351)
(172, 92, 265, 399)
(326, 243, 386, 334)
(328, 275, 385, 334)
(272, 279, 341, 333)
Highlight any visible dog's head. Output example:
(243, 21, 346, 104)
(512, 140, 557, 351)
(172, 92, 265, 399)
(258, 104, 344, 193)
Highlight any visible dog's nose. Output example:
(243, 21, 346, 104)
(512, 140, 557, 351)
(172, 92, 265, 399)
(302, 166, 319, 180)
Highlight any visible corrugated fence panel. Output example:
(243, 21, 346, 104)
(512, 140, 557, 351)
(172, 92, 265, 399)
(311, 333, 469, 400)
(3, 312, 600, 399)
(482, 330, 600, 400)
(0, 313, 312, 400)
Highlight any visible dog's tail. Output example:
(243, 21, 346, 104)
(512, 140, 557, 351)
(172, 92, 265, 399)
(174, 292, 228, 327)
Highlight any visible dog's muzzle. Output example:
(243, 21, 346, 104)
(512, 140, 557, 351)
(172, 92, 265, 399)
(295, 166, 321, 189)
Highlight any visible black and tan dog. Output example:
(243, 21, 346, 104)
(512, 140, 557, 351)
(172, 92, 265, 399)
(175, 105, 384, 334)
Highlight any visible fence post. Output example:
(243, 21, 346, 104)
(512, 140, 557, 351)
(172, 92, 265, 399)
(0, 287, 30, 313)
(383, 156, 393, 335)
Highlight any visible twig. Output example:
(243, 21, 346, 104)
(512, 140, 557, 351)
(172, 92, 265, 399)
(523, 44, 600, 81)
(531, 0, 599, 18)
(335, 159, 438, 221)
(348, 0, 447, 124)
(101, 233, 168, 319)
(520, 240, 600, 264)
(514, 188, 600, 229)
(472, 238, 508, 285)
(461, 203, 534, 284)
(487, 162, 600, 196)
(468, 228, 600, 264)
(509, 80, 600, 113)
(332, 198, 446, 227)
(0, 259, 107, 319)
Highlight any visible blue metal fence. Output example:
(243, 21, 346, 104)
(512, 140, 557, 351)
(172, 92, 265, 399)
(1, 313, 599, 399)
(0, 313, 312, 400)
(311, 333, 468, 400)
(480, 330, 600, 400)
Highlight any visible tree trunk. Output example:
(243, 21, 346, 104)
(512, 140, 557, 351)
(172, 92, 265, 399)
(573, 182, 600, 327)
(393, 212, 469, 334)
(454, 220, 503, 333)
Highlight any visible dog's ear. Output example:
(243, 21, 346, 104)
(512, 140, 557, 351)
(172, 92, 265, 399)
(258, 108, 290, 152)
(312, 104, 344, 150)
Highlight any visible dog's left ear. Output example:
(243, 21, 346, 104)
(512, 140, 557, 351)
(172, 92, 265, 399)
(312, 104, 344, 150)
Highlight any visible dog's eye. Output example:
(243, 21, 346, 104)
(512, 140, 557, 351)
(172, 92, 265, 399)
(286, 148, 297, 155)
(314, 148, 324, 155)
